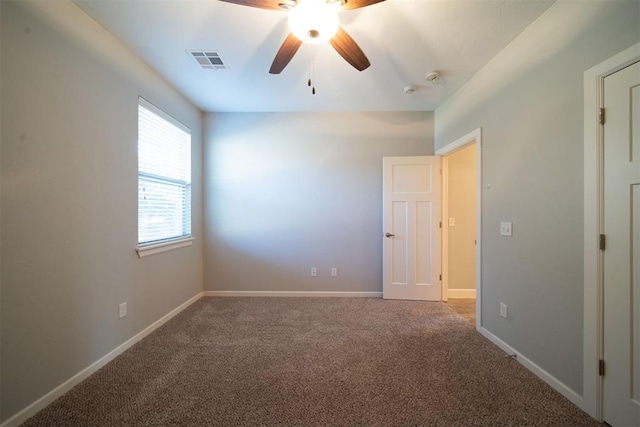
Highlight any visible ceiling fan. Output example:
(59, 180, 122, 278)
(218, 0, 386, 74)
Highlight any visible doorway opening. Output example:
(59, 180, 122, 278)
(436, 128, 482, 329)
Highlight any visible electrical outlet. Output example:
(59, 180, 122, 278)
(331, 267, 338, 277)
(311, 267, 317, 277)
(449, 217, 455, 227)
(119, 302, 127, 319)
(500, 222, 513, 237)
(500, 302, 508, 319)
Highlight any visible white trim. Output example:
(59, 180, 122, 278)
(136, 237, 195, 258)
(138, 96, 190, 133)
(203, 291, 383, 298)
(436, 128, 482, 156)
(479, 326, 584, 410)
(435, 128, 481, 156)
(435, 128, 482, 329)
(0, 293, 204, 427)
(447, 289, 476, 299)
(583, 42, 640, 421)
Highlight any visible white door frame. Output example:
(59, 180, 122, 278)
(583, 41, 640, 421)
(436, 128, 482, 328)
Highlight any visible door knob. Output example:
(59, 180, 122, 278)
(385, 232, 395, 238)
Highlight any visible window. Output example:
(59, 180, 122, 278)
(137, 98, 192, 253)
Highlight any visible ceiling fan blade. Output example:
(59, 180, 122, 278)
(269, 33, 303, 74)
(341, 0, 386, 11)
(217, 0, 282, 11)
(329, 27, 370, 71)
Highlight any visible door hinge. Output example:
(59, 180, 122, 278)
(599, 359, 605, 376)
(439, 274, 442, 281)
(599, 107, 605, 125)
(599, 234, 606, 251)
(439, 221, 442, 228)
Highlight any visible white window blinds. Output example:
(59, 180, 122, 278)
(138, 98, 191, 245)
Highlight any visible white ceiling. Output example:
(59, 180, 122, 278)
(73, 0, 555, 112)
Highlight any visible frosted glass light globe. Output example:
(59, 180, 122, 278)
(289, 0, 339, 44)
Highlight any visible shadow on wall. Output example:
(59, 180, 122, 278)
(204, 112, 434, 293)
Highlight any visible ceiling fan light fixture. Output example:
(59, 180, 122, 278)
(289, 0, 339, 44)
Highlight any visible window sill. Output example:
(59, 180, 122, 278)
(136, 237, 195, 258)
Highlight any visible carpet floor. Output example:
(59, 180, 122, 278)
(23, 297, 601, 426)
(445, 299, 476, 327)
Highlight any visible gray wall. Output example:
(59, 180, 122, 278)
(0, 1, 203, 422)
(204, 112, 433, 293)
(435, 0, 640, 395)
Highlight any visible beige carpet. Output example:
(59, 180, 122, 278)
(446, 298, 476, 326)
(23, 297, 601, 426)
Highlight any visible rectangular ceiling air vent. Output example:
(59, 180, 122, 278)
(188, 50, 228, 70)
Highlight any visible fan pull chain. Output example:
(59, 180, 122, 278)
(306, 46, 317, 95)
(311, 54, 316, 95)
(307, 51, 313, 87)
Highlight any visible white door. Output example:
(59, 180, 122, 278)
(603, 60, 640, 426)
(383, 156, 441, 301)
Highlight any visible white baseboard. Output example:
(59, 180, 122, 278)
(447, 289, 476, 299)
(203, 290, 382, 298)
(1, 292, 204, 427)
(478, 326, 585, 411)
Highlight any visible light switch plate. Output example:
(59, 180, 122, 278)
(500, 302, 508, 319)
(119, 302, 127, 319)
